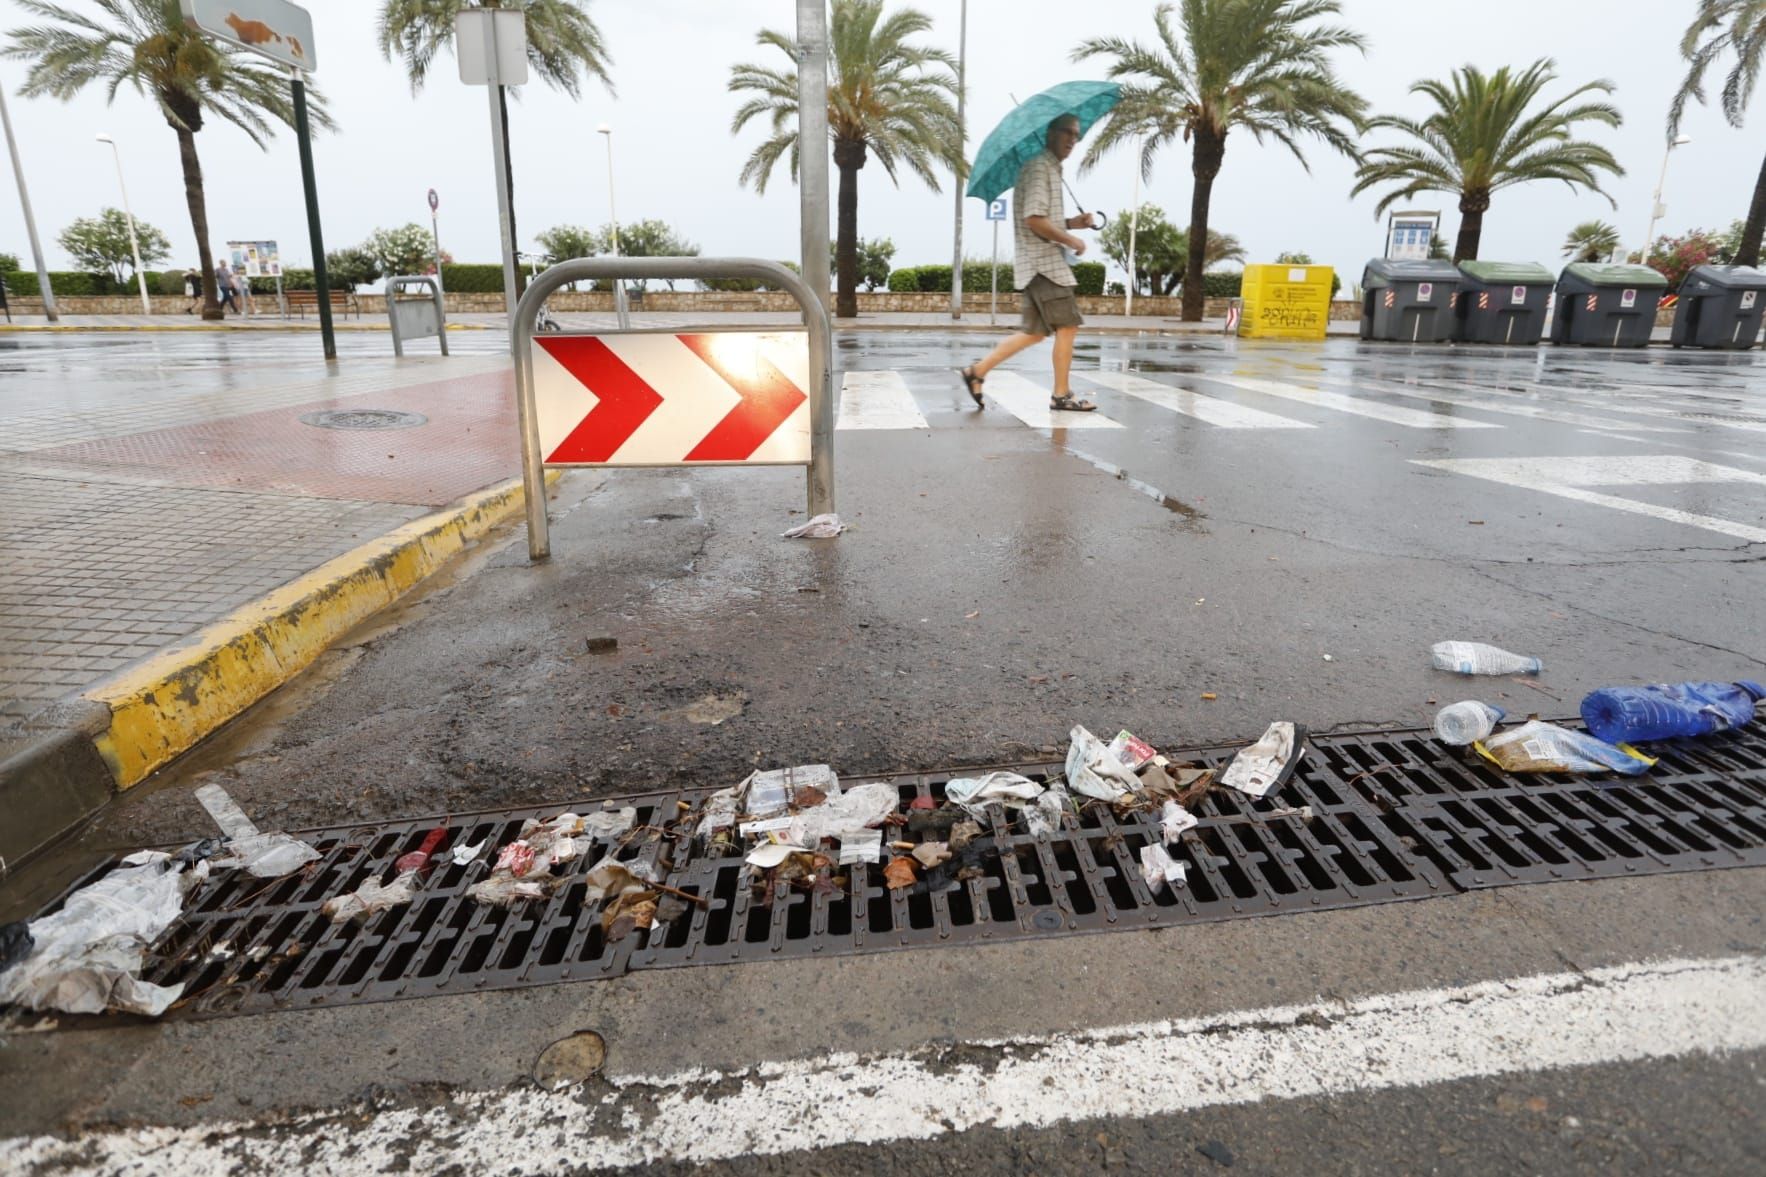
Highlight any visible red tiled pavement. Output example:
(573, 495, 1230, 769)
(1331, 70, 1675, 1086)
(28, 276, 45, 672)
(14, 370, 520, 507)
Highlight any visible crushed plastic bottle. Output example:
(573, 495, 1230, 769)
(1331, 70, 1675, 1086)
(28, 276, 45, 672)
(1430, 641, 1543, 677)
(1433, 701, 1507, 746)
(1580, 681, 1764, 745)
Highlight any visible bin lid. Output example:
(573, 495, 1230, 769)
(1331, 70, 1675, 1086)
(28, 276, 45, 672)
(1457, 260, 1555, 285)
(1561, 262, 1669, 289)
(1362, 258, 1461, 289)
(1679, 264, 1766, 292)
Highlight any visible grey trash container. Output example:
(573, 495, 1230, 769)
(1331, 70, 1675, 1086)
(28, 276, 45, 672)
(1454, 261, 1555, 345)
(1549, 263, 1668, 348)
(1670, 264, 1766, 350)
(1360, 259, 1462, 342)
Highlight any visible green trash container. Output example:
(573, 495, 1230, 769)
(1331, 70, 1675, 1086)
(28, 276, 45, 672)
(1360, 259, 1462, 342)
(1549, 263, 1668, 348)
(1670, 265, 1766, 350)
(1454, 261, 1555, 345)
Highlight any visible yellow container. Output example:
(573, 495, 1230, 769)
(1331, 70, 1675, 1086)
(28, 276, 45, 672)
(1238, 263, 1334, 340)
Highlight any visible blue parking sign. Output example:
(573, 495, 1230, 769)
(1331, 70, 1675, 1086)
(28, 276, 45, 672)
(986, 198, 1008, 222)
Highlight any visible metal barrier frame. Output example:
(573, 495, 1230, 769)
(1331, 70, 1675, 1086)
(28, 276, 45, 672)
(513, 256, 834, 561)
(385, 274, 449, 357)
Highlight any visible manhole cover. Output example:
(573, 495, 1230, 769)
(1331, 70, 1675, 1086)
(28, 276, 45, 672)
(299, 409, 428, 431)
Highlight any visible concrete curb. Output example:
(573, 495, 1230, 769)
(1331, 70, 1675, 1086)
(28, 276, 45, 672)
(0, 474, 555, 868)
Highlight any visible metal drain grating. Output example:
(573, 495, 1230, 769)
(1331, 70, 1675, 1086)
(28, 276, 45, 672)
(298, 409, 429, 431)
(19, 721, 1766, 1021)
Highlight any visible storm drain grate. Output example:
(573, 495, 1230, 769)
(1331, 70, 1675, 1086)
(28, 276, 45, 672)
(19, 721, 1766, 1020)
(298, 409, 429, 431)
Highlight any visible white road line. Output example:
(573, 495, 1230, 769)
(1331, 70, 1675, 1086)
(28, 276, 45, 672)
(1413, 455, 1766, 543)
(1082, 370, 1314, 429)
(7, 954, 1762, 1173)
(983, 371, 1124, 430)
(1206, 374, 1501, 430)
(1503, 383, 1766, 433)
(837, 370, 929, 430)
(1343, 377, 1688, 433)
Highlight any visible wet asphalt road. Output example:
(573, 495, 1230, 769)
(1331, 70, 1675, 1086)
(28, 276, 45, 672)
(4, 331, 1766, 1172)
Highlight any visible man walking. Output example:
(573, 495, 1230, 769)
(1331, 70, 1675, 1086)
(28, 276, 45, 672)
(959, 114, 1099, 412)
(214, 259, 239, 315)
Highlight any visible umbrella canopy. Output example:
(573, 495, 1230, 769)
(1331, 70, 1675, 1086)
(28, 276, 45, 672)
(965, 80, 1121, 203)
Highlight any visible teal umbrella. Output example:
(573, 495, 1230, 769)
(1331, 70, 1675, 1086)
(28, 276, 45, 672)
(965, 80, 1122, 203)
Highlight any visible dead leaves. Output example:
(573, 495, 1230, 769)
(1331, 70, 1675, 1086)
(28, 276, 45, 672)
(883, 857, 918, 891)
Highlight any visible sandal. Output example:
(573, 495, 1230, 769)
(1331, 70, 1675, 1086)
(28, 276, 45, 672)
(1049, 395, 1097, 412)
(957, 366, 986, 408)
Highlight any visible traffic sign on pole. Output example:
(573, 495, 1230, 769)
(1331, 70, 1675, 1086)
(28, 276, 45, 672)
(532, 332, 812, 466)
(987, 198, 1008, 222)
(179, 0, 316, 71)
(427, 188, 439, 212)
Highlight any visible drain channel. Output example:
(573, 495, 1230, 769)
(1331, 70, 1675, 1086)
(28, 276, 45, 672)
(18, 722, 1766, 1020)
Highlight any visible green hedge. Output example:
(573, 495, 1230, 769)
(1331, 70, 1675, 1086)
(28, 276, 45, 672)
(1073, 261, 1105, 296)
(0, 270, 121, 296)
(157, 269, 189, 296)
(888, 261, 1101, 295)
(887, 267, 919, 292)
(1200, 271, 1242, 298)
(439, 262, 506, 293)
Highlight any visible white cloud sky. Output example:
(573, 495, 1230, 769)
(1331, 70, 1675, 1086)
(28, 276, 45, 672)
(1, 0, 1758, 288)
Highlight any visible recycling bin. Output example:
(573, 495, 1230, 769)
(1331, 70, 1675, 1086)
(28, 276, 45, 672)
(1549, 263, 1668, 348)
(1454, 261, 1555, 345)
(1238, 263, 1334, 340)
(1670, 264, 1766, 350)
(1360, 259, 1461, 342)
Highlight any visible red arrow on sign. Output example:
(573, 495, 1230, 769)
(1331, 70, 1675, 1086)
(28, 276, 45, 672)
(535, 335, 663, 462)
(679, 335, 808, 461)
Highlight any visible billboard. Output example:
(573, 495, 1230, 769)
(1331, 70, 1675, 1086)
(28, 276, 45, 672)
(227, 240, 282, 278)
(180, 0, 316, 72)
(1385, 211, 1441, 261)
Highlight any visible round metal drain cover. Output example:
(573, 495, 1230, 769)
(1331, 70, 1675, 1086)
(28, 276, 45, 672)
(299, 409, 428, 431)
(1032, 910, 1065, 931)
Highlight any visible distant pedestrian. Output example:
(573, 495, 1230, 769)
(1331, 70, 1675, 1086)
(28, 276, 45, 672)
(182, 267, 201, 314)
(231, 265, 255, 316)
(214, 259, 239, 315)
(959, 113, 1100, 412)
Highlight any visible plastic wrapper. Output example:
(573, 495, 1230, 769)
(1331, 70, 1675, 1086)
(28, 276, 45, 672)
(1220, 722, 1306, 798)
(1477, 720, 1655, 777)
(788, 782, 900, 844)
(838, 829, 883, 865)
(1139, 844, 1187, 894)
(1065, 726, 1141, 801)
(1580, 681, 1764, 745)
(697, 787, 741, 838)
(1160, 800, 1198, 843)
(321, 873, 418, 925)
(195, 784, 320, 878)
(0, 859, 200, 1016)
(581, 808, 639, 839)
(943, 772, 1043, 818)
(1024, 784, 1071, 837)
(743, 765, 840, 821)
(1109, 731, 1157, 771)
(466, 874, 557, 908)
(781, 513, 845, 539)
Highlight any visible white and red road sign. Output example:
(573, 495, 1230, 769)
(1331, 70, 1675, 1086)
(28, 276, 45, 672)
(532, 332, 812, 466)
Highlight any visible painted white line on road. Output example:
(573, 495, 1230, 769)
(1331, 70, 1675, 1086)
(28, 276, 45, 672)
(983, 371, 1124, 430)
(838, 370, 929, 431)
(1082, 370, 1314, 429)
(1207, 374, 1501, 430)
(1413, 455, 1766, 543)
(7, 953, 1764, 1173)
(1349, 377, 1689, 433)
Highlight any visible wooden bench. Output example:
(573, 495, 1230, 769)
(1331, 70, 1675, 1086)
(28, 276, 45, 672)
(284, 289, 360, 319)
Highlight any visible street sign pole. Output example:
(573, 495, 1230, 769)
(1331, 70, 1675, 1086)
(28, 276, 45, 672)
(796, 0, 830, 317)
(429, 188, 444, 294)
(455, 9, 526, 323)
(291, 70, 335, 359)
(991, 219, 999, 326)
(0, 74, 58, 320)
(949, 0, 966, 320)
(487, 82, 518, 319)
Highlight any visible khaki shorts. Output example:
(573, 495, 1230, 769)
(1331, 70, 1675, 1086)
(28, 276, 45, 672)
(1019, 274, 1083, 336)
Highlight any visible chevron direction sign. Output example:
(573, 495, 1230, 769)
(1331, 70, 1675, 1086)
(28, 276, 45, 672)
(532, 332, 812, 466)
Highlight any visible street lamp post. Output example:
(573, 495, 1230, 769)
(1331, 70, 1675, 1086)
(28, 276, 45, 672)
(949, 0, 966, 320)
(1125, 133, 1144, 317)
(0, 76, 56, 320)
(1639, 134, 1692, 265)
(96, 134, 152, 316)
(597, 123, 630, 329)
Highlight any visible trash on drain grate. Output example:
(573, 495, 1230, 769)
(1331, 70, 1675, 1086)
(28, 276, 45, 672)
(322, 828, 447, 925)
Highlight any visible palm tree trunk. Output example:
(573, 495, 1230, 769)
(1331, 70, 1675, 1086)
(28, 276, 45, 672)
(498, 85, 525, 294)
(1736, 149, 1766, 269)
(1183, 130, 1225, 322)
(1454, 192, 1489, 263)
(175, 126, 222, 321)
(834, 141, 864, 319)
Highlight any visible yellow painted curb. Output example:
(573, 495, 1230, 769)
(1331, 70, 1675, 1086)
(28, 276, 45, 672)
(84, 472, 558, 789)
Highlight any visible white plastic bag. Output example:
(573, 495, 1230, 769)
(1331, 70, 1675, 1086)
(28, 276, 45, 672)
(1160, 800, 1198, 843)
(782, 513, 845, 539)
(943, 772, 1043, 818)
(1065, 725, 1140, 801)
(788, 782, 900, 844)
(1024, 783, 1071, 837)
(321, 873, 418, 925)
(196, 784, 320, 878)
(1140, 844, 1188, 894)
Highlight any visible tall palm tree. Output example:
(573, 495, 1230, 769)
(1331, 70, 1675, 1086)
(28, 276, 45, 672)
(378, 1, 613, 287)
(1672, 1, 1766, 266)
(1075, 1, 1367, 321)
(1562, 219, 1621, 262)
(5, 0, 334, 320)
(1351, 60, 1624, 263)
(730, 0, 962, 319)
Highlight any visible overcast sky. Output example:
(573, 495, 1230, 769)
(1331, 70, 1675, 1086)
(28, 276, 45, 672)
(1, 0, 1758, 288)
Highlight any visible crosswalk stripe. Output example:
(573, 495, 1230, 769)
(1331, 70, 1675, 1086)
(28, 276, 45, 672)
(1337, 377, 1689, 433)
(1507, 383, 1766, 433)
(837, 370, 929, 431)
(982, 372, 1124, 430)
(1081, 371, 1314, 429)
(1204, 374, 1501, 430)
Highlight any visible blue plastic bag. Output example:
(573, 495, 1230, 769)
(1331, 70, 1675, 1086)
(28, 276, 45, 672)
(1580, 681, 1765, 745)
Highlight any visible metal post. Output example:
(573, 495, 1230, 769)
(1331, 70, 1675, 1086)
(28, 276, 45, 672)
(431, 209, 444, 293)
(512, 257, 835, 561)
(291, 72, 335, 359)
(949, 0, 966, 319)
(488, 84, 520, 320)
(990, 219, 999, 326)
(1639, 136, 1690, 266)
(598, 125, 630, 329)
(0, 78, 57, 321)
(1125, 134, 1142, 317)
(797, 0, 831, 316)
(98, 137, 151, 315)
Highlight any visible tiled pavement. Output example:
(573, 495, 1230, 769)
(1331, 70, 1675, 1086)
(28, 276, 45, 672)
(0, 342, 521, 722)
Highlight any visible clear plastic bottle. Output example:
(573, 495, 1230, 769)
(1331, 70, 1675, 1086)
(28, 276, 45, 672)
(1433, 701, 1507, 746)
(1430, 641, 1543, 676)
